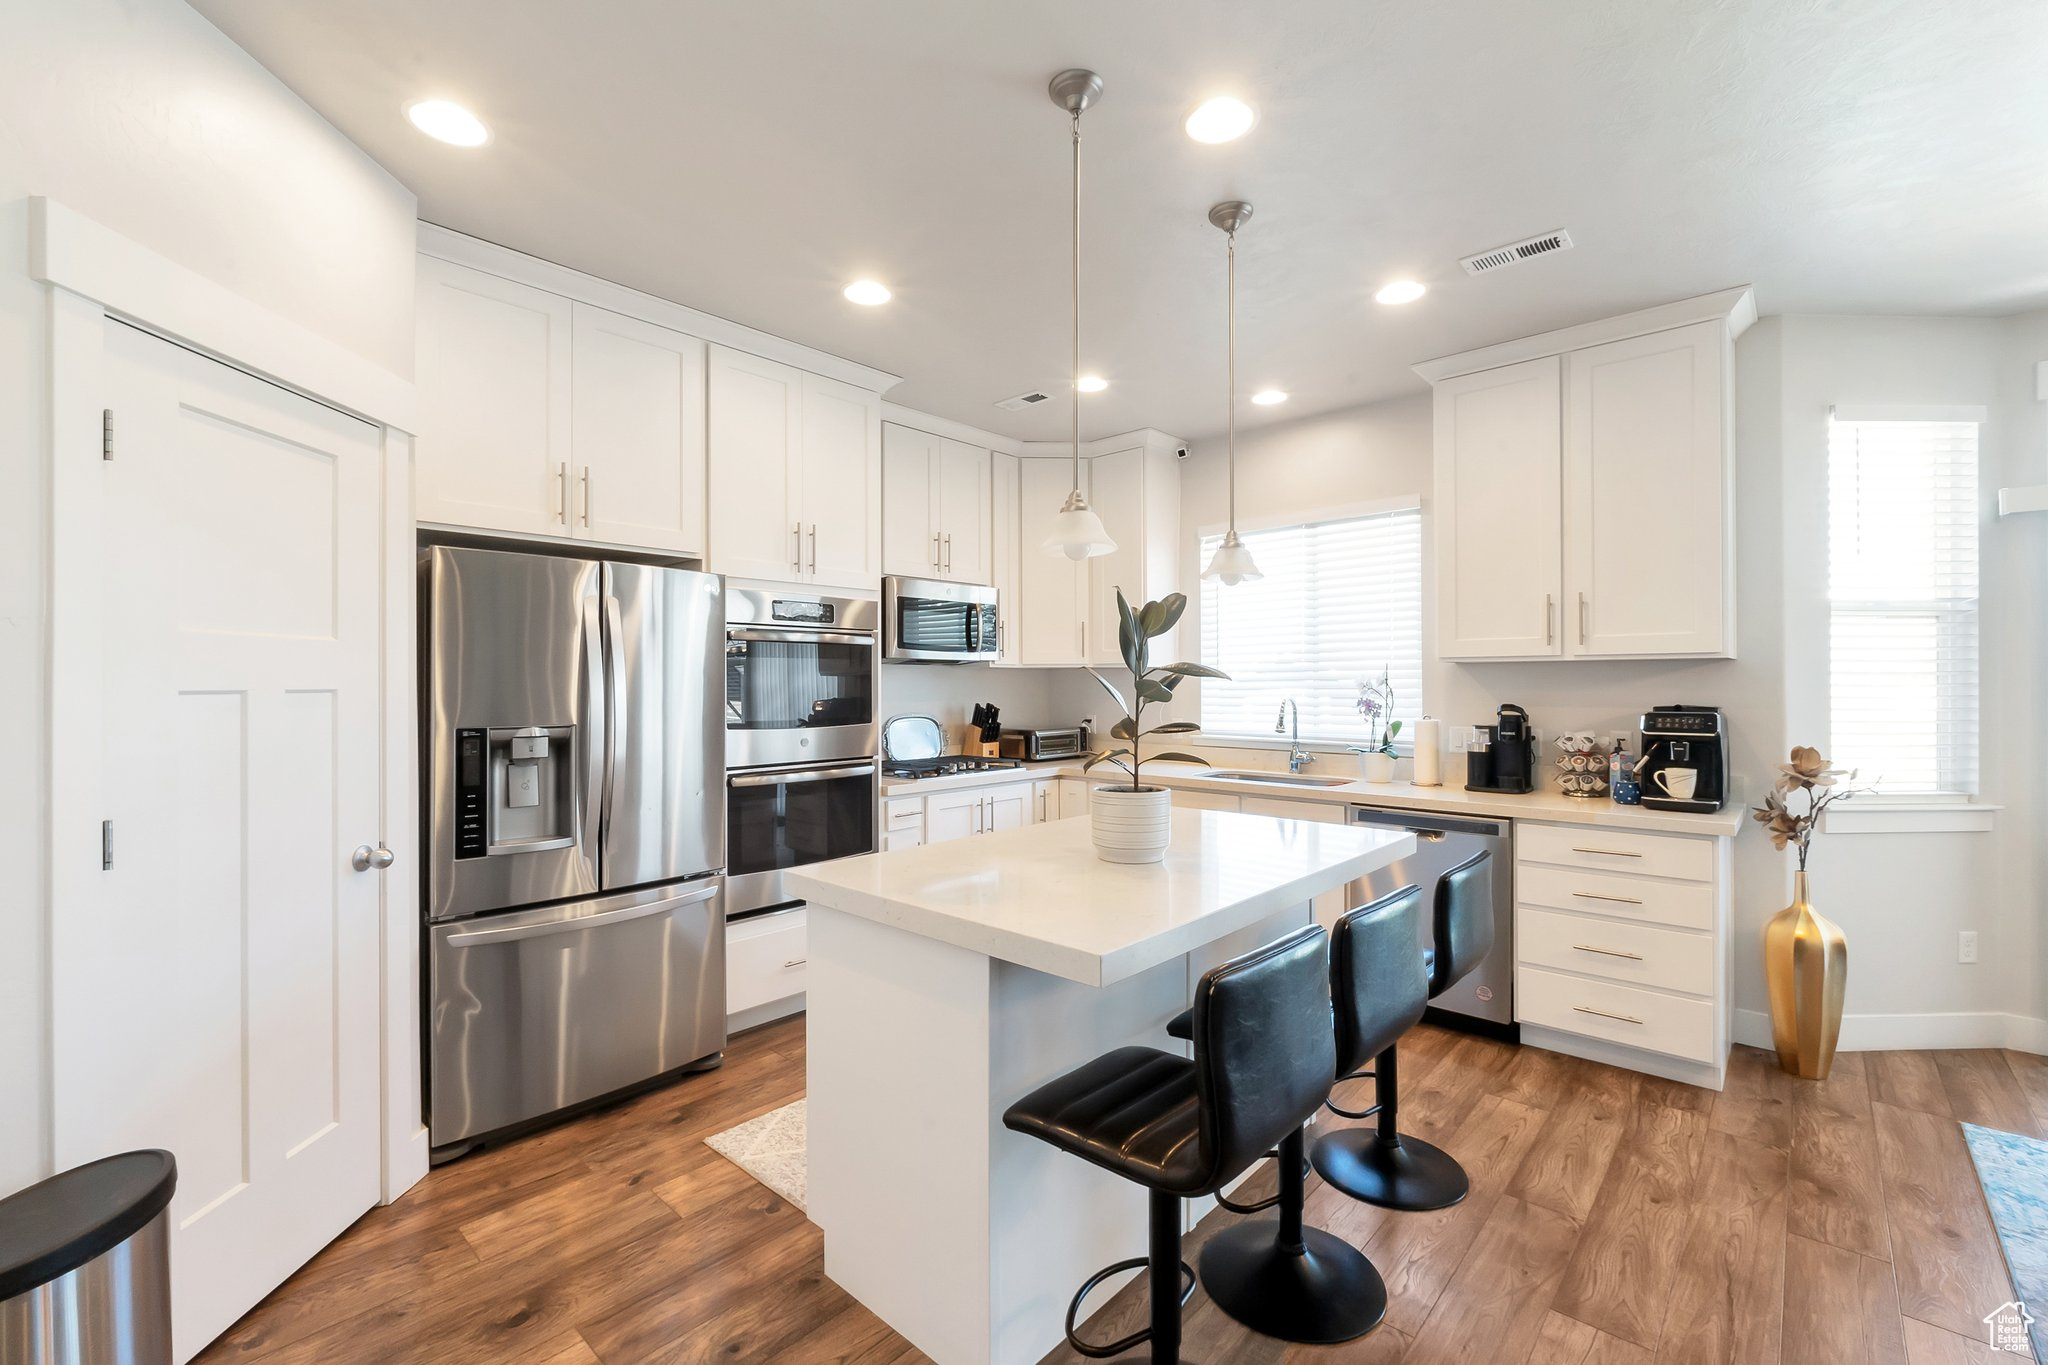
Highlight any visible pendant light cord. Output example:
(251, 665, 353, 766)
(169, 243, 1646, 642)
(1226, 226, 1237, 535)
(1070, 108, 1082, 497)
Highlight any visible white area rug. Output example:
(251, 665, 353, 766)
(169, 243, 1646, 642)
(705, 1098, 807, 1210)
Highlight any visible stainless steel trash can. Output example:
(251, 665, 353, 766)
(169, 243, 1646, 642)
(0, 1151, 177, 1365)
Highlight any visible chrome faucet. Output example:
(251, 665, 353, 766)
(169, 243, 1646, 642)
(1275, 699, 1313, 773)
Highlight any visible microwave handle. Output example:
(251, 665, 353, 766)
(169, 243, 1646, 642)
(968, 604, 982, 654)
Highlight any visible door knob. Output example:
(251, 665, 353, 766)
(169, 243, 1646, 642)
(352, 844, 395, 872)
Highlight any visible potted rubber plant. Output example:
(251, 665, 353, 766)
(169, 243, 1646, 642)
(1082, 589, 1228, 863)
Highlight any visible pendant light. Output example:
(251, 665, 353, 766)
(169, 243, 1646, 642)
(1041, 68, 1116, 560)
(1201, 200, 1262, 584)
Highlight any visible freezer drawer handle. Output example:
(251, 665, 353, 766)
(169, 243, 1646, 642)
(1570, 846, 1643, 858)
(1572, 1004, 1645, 1025)
(444, 885, 718, 946)
(1572, 890, 1645, 906)
(1572, 943, 1645, 961)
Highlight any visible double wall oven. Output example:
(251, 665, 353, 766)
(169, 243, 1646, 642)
(725, 588, 879, 918)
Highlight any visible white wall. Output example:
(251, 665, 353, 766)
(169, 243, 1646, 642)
(1149, 312, 2048, 1046)
(0, 0, 417, 1198)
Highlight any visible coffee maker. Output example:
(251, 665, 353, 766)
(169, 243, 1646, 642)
(1465, 703, 1536, 794)
(1637, 705, 1728, 812)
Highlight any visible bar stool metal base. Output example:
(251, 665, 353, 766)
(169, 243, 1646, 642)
(1310, 1127, 1469, 1212)
(1198, 1220, 1387, 1344)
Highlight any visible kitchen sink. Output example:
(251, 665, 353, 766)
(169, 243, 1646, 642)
(1207, 771, 1357, 789)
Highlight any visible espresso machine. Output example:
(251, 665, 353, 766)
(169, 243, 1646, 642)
(1465, 702, 1536, 794)
(1637, 705, 1728, 812)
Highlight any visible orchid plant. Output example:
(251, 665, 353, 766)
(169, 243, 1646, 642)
(1752, 746, 1867, 870)
(1345, 670, 1403, 758)
(1083, 590, 1229, 791)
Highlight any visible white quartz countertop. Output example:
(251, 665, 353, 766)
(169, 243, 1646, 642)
(788, 808, 1414, 987)
(880, 759, 1746, 838)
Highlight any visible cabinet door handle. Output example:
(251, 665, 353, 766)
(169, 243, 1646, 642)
(1571, 846, 1643, 858)
(782, 958, 807, 969)
(1573, 1004, 1645, 1025)
(1578, 591, 1588, 645)
(557, 462, 569, 524)
(1572, 943, 1645, 960)
(1544, 594, 1554, 646)
(932, 532, 941, 568)
(808, 523, 817, 574)
(1572, 890, 1646, 906)
(580, 466, 591, 527)
(794, 521, 803, 573)
(944, 532, 952, 573)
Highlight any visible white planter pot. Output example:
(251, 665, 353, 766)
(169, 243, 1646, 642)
(1361, 751, 1397, 784)
(1091, 785, 1173, 864)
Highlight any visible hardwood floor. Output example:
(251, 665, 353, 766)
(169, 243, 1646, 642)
(198, 1021, 2038, 1365)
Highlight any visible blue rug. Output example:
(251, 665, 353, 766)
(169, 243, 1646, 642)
(1963, 1122, 2048, 1361)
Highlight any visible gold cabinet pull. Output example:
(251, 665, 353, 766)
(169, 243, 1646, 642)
(1571, 846, 1643, 858)
(1573, 1004, 1644, 1024)
(1572, 890, 1645, 906)
(1572, 943, 1645, 960)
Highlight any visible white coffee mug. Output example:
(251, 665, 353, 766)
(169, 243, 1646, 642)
(1654, 767, 1698, 800)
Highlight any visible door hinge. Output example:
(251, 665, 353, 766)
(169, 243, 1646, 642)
(100, 819, 113, 870)
(101, 409, 113, 461)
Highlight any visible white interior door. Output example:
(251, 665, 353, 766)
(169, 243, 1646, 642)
(58, 321, 384, 1361)
(572, 303, 707, 556)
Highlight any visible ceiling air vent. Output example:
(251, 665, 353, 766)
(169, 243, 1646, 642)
(995, 389, 1054, 412)
(1460, 229, 1574, 276)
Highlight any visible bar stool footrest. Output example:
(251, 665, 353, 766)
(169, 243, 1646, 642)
(1062, 1255, 1196, 1359)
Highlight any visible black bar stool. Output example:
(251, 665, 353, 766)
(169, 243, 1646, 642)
(1004, 925, 1381, 1362)
(1311, 851, 1495, 1211)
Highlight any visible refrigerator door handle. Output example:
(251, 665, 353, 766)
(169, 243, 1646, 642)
(581, 594, 606, 876)
(443, 883, 720, 947)
(603, 593, 626, 858)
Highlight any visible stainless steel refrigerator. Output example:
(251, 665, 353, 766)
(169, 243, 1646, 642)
(421, 546, 726, 1157)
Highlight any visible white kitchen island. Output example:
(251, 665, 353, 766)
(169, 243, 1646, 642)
(788, 808, 1414, 1365)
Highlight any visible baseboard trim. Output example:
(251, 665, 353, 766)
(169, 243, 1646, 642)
(1519, 1023, 1729, 1091)
(1732, 1007, 2048, 1055)
(729, 994, 806, 1036)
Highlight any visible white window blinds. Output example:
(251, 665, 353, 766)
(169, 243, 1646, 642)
(1827, 414, 1980, 796)
(1198, 507, 1423, 744)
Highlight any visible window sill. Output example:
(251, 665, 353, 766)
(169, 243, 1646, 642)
(1822, 801, 2001, 835)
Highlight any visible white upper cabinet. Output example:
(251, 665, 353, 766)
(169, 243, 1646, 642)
(1564, 321, 1729, 656)
(415, 256, 574, 536)
(1420, 288, 1750, 662)
(1083, 444, 1181, 668)
(990, 452, 1021, 666)
(707, 346, 801, 581)
(882, 425, 993, 585)
(710, 348, 881, 590)
(1433, 357, 1565, 659)
(1013, 457, 1091, 667)
(570, 304, 706, 556)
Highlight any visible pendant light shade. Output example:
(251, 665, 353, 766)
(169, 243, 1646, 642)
(1201, 200, 1262, 585)
(1042, 68, 1117, 560)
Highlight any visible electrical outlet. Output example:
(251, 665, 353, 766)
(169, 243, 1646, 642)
(1959, 931, 1979, 964)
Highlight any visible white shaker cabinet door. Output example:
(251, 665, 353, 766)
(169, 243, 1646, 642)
(990, 452, 1022, 666)
(1015, 458, 1089, 667)
(881, 422, 940, 577)
(986, 781, 1032, 832)
(796, 373, 883, 591)
(1433, 356, 1564, 659)
(415, 255, 573, 536)
(935, 437, 992, 585)
(923, 788, 983, 844)
(1084, 447, 1146, 667)
(1564, 321, 1730, 657)
(571, 303, 706, 556)
(708, 346, 801, 582)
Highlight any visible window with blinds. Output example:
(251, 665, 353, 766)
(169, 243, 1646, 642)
(1827, 413, 1980, 796)
(1198, 506, 1423, 745)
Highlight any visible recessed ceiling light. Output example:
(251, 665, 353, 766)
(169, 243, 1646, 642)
(843, 280, 892, 306)
(1075, 374, 1109, 393)
(1185, 96, 1256, 144)
(1375, 280, 1427, 305)
(406, 99, 490, 147)
(1251, 389, 1288, 406)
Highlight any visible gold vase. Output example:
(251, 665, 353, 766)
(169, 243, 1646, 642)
(1764, 870, 1847, 1079)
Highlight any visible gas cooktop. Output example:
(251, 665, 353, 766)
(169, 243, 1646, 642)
(881, 756, 1026, 780)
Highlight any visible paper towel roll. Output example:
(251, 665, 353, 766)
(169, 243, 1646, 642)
(1413, 716, 1443, 786)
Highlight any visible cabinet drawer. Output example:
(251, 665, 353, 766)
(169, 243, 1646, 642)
(1517, 907, 1713, 995)
(1239, 796, 1346, 824)
(1518, 965, 1715, 1063)
(1518, 863, 1715, 931)
(727, 907, 808, 1014)
(1172, 788, 1241, 812)
(883, 798, 924, 832)
(1517, 822, 1715, 883)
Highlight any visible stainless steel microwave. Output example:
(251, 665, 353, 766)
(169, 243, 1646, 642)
(882, 576, 1000, 663)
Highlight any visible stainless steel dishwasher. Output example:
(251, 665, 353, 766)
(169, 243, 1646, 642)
(1346, 805, 1517, 1040)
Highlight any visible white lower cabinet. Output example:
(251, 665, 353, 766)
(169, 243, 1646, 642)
(728, 905, 808, 1020)
(1171, 788, 1241, 812)
(882, 796, 925, 851)
(1032, 779, 1059, 824)
(924, 779, 1038, 843)
(1058, 778, 1091, 819)
(1513, 820, 1731, 1086)
(1239, 796, 1346, 823)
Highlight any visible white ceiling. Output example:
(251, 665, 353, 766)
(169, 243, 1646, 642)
(193, 0, 2048, 443)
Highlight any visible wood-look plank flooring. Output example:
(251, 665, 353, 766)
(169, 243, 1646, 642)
(198, 1021, 2040, 1365)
